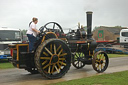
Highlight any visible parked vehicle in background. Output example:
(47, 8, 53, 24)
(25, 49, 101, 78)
(22, 35, 28, 43)
(120, 29, 128, 48)
(93, 26, 128, 47)
(0, 27, 22, 60)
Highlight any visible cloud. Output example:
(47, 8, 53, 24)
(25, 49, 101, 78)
(0, 0, 128, 31)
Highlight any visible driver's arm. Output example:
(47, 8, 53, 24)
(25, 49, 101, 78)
(32, 28, 40, 34)
(31, 23, 40, 34)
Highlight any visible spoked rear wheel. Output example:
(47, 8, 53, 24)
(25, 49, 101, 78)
(35, 39, 71, 79)
(72, 52, 86, 69)
(92, 51, 109, 73)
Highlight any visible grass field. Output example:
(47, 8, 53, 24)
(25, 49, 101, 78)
(107, 54, 128, 58)
(0, 59, 14, 69)
(52, 71, 128, 85)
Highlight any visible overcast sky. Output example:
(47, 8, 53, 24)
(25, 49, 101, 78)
(0, 0, 128, 31)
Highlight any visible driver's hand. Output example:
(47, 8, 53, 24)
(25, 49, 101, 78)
(37, 31, 40, 34)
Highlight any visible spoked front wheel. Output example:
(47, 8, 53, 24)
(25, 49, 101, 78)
(92, 51, 109, 73)
(35, 39, 71, 79)
(72, 52, 86, 69)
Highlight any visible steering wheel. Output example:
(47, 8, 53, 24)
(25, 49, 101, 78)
(39, 22, 64, 33)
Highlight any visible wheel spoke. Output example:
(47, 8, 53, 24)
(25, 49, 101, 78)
(45, 47, 53, 56)
(55, 65, 59, 73)
(57, 45, 61, 52)
(78, 52, 81, 56)
(53, 23, 55, 29)
(97, 54, 100, 59)
(82, 53, 84, 57)
(75, 61, 79, 65)
(74, 57, 77, 60)
(48, 66, 51, 73)
(59, 58, 65, 60)
(54, 44, 56, 54)
(100, 54, 104, 60)
(59, 61, 66, 66)
(75, 53, 79, 58)
(102, 56, 105, 60)
(74, 55, 77, 59)
(57, 62, 61, 69)
(58, 49, 63, 56)
(59, 53, 67, 57)
(100, 54, 102, 60)
(96, 60, 100, 63)
(97, 64, 99, 69)
(80, 62, 82, 67)
(43, 63, 50, 69)
(101, 64, 103, 69)
(50, 44, 52, 53)
(40, 57, 51, 60)
(77, 53, 79, 57)
(51, 64, 55, 73)
(78, 61, 79, 67)
(42, 60, 47, 65)
(43, 52, 49, 56)
(77, 53, 80, 57)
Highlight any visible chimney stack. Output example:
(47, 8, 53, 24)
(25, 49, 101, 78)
(86, 11, 93, 39)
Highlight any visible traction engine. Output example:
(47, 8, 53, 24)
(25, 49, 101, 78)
(9, 11, 109, 79)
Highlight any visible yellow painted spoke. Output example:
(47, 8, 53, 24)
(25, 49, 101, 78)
(102, 56, 105, 60)
(42, 60, 47, 65)
(57, 45, 61, 52)
(99, 54, 102, 59)
(51, 64, 55, 73)
(54, 44, 56, 54)
(59, 58, 65, 61)
(101, 64, 103, 69)
(43, 52, 48, 56)
(55, 65, 59, 73)
(97, 64, 99, 68)
(98, 64, 101, 70)
(58, 49, 63, 56)
(45, 47, 53, 56)
(57, 62, 61, 69)
(96, 60, 100, 63)
(101, 55, 104, 60)
(43, 63, 50, 69)
(40, 57, 51, 60)
(59, 61, 66, 66)
(50, 44, 52, 53)
(48, 66, 51, 73)
(101, 54, 105, 60)
(59, 53, 67, 57)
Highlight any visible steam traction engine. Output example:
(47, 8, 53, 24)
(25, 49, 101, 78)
(9, 11, 109, 79)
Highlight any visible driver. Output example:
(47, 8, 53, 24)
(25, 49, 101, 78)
(26, 17, 40, 52)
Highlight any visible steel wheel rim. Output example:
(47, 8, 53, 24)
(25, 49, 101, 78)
(92, 51, 109, 73)
(72, 52, 86, 69)
(39, 40, 71, 77)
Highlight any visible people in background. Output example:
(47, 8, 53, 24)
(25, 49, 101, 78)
(26, 17, 40, 52)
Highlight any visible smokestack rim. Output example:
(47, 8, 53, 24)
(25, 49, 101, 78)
(86, 11, 93, 14)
